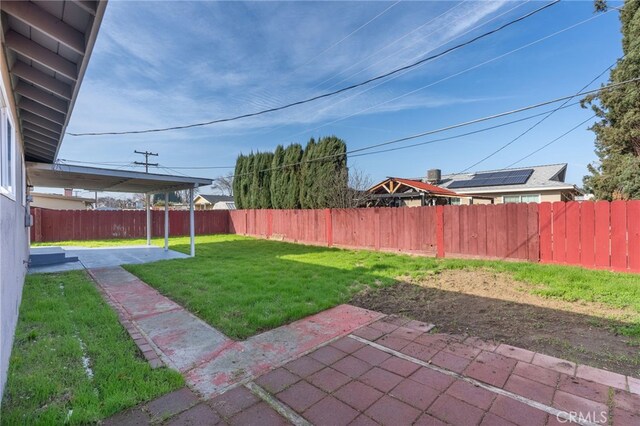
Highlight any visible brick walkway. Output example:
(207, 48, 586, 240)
(94, 268, 640, 425)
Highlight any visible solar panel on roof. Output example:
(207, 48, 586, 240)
(448, 169, 533, 189)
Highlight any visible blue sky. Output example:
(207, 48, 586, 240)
(60, 0, 624, 193)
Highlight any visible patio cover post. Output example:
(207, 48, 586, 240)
(189, 187, 195, 257)
(164, 192, 169, 251)
(146, 193, 151, 246)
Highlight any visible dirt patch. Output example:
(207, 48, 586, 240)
(351, 269, 640, 377)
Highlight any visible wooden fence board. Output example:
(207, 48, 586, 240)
(565, 201, 581, 265)
(552, 202, 566, 263)
(594, 201, 610, 268)
(610, 201, 628, 271)
(580, 202, 595, 268)
(628, 200, 640, 272)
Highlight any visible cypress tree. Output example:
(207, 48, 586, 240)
(282, 143, 303, 209)
(315, 136, 347, 207)
(299, 138, 317, 208)
(258, 152, 274, 208)
(270, 145, 286, 209)
(583, 0, 640, 199)
(243, 153, 255, 208)
(233, 154, 244, 208)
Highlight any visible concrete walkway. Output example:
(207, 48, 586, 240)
(94, 267, 640, 425)
(89, 267, 383, 396)
(29, 245, 188, 273)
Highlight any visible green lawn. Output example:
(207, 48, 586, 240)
(109, 234, 640, 339)
(0, 271, 183, 425)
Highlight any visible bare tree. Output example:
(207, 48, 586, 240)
(326, 167, 373, 208)
(211, 174, 234, 196)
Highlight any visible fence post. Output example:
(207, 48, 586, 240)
(436, 205, 445, 258)
(267, 210, 273, 238)
(33, 207, 42, 242)
(325, 209, 333, 247)
(374, 208, 381, 251)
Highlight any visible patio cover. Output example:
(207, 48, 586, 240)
(27, 162, 213, 256)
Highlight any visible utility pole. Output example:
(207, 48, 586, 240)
(134, 150, 158, 173)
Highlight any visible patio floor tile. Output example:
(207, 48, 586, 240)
(427, 394, 485, 426)
(228, 401, 289, 426)
(405, 320, 435, 333)
(495, 344, 535, 363)
(388, 326, 422, 341)
(628, 376, 640, 395)
(464, 351, 517, 388)
(445, 380, 495, 410)
(208, 386, 260, 418)
(308, 367, 351, 392)
(552, 390, 608, 418)
(331, 355, 372, 378)
(283, 355, 324, 378)
(414, 413, 448, 426)
(376, 335, 412, 351)
(480, 412, 518, 426)
(352, 326, 385, 341)
(255, 368, 300, 394)
(575, 364, 627, 391)
(359, 367, 404, 393)
(166, 403, 221, 426)
(558, 374, 610, 404)
(303, 396, 359, 426)
(512, 361, 559, 387)
(409, 367, 455, 391)
(333, 381, 383, 412)
(308, 345, 347, 365)
(378, 356, 420, 377)
(365, 395, 422, 426)
(146, 387, 199, 419)
(612, 408, 640, 426)
(352, 345, 392, 366)
(613, 388, 640, 414)
(400, 341, 440, 362)
(330, 337, 365, 354)
(442, 342, 482, 360)
(504, 374, 555, 405)
(389, 378, 440, 410)
(350, 414, 379, 426)
(276, 381, 326, 412)
(531, 353, 576, 376)
(430, 350, 472, 373)
(489, 395, 547, 426)
(464, 336, 499, 352)
(368, 320, 399, 334)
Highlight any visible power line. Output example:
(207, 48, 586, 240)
(457, 60, 617, 174)
(227, 77, 640, 179)
(133, 150, 159, 173)
(284, 8, 610, 141)
(505, 114, 597, 168)
(66, 0, 559, 137)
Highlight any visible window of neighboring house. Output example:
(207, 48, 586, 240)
(503, 194, 541, 203)
(450, 197, 461, 205)
(1, 107, 16, 199)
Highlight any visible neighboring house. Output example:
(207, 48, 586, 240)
(0, 0, 107, 397)
(31, 189, 94, 210)
(212, 200, 236, 210)
(367, 177, 469, 207)
(194, 194, 234, 210)
(428, 163, 580, 204)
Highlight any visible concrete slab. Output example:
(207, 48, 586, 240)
(186, 305, 383, 398)
(28, 245, 188, 273)
(136, 309, 231, 372)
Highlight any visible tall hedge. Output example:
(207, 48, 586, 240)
(233, 136, 347, 209)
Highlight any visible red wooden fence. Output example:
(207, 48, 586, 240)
(31, 202, 640, 273)
(30, 208, 228, 242)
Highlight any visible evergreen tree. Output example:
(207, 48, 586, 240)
(583, 0, 640, 199)
(152, 192, 182, 205)
(299, 138, 317, 208)
(242, 153, 254, 208)
(270, 145, 286, 208)
(282, 143, 303, 209)
(314, 136, 347, 207)
(233, 154, 244, 208)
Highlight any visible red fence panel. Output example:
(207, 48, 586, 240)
(594, 201, 610, 269)
(579, 202, 595, 268)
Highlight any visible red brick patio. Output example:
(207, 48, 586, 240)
(105, 314, 640, 426)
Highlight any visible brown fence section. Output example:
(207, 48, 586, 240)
(30, 208, 228, 242)
(31, 202, 640, 273)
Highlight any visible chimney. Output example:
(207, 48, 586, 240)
(64, 188, 73, 197)
(426, 169, 441, 184)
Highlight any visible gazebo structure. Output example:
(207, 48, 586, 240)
(27, 162, 212, 256)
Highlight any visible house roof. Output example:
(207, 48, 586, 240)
(27, 162, 212, 193)
(437, 163, 578, 194)
(369, 177, 460, 197)
(31, 192, 94, 203)
(1, 1, 108, 163)
(195, 194, 234, 204)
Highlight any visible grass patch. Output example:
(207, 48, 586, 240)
(0, 271, 183, 425)
(118, 234, 640, 339)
